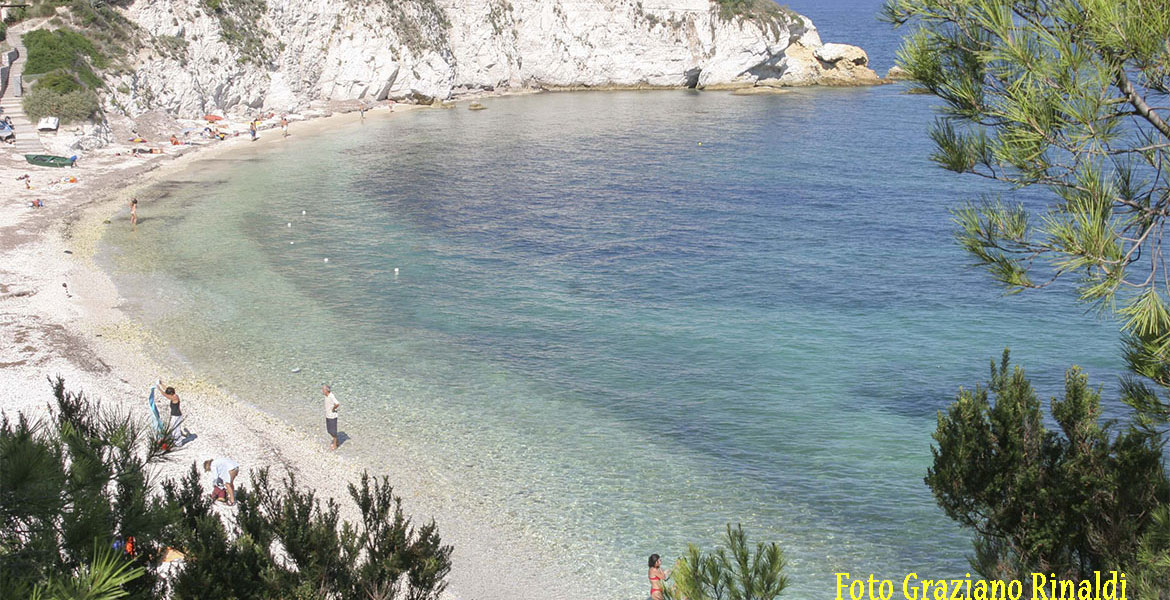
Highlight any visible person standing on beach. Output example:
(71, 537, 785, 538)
(156, 380, 190, 442)
(359, 103, 367, 121)
(249, 119, 258, 141)
(323, 384, 340, 450)
(203, 457, 240, 506)
(281, 115, 289, 138)
(129, 198, 138, 226)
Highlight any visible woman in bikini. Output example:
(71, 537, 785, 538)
(648, 553, 669, 600)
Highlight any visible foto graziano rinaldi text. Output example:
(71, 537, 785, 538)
(835, 571, 1127, 600)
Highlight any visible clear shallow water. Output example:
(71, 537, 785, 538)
(101, 91, 1125, 597)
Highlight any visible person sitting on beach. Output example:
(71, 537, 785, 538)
(323, 384, 341, 450)
(170, 134, 181, 145)
(648, 554, 670, 600)
(203, 457, 240, 506)
(157, 380, 190, 442)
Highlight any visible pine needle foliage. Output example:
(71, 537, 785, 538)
(0, 377, 174, 599)
(665, 524, 788, 600)
(164, 467, 452, 600)
(882, 0, 1170, 421)
(2, 379, 454, 600)
(925, 351, 1169, 584)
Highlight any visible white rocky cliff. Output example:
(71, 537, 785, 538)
(107, 0, 879, 117)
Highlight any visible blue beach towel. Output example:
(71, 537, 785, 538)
(147, 385, 164, 434)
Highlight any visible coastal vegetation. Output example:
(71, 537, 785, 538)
(712, 0, 802, 34)
(0, 379, 452, 599)
(884, 0, 1170, 595)
(927, 352, 1168, 586)
(201, 0, 273, 65)
(665, 524, 789, 600)
(371, 0, 452, 55)
(11, 0, 139, 125)
(21, 28, 104, 122)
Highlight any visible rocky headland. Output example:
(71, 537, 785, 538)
(6, 0, 879, 120)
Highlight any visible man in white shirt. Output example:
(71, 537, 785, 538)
(323, 384, 341, 450)
(203, 457, 240, 506)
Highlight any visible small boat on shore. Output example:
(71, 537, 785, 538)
(24, 154, 76, 168)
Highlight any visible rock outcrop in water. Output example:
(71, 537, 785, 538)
(108, 0, 878, 117)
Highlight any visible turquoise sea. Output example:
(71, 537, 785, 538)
(99, 2, 1127, 598)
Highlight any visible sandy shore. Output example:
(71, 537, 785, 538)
(0, 102, 584, 600)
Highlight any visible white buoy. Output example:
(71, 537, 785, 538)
(301, 210, 307, 215)
(323, 258, 329, 262)
(290, 241, 294, 245)
(394, 267, 399, 274)
(287, 222, 292, 227)
(291, 367, 301, 373)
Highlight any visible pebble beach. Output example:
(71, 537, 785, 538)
(0, 102, 575, 600)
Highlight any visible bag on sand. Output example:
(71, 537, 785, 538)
(211, 477, 227, 502)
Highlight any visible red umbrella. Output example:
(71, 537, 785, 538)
(203, 114, 223, 122)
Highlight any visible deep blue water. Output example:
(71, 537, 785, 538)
(99, 4, 1129, 598)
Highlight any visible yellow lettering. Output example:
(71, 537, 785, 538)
(1077, 580, 1091, 600)
(990, 581, 1006, 600)
(905, 574, 919, 600)
(1118, 572, 1126, 600)
(1033, 573, 1049, 600)
(1103, 571, 1117, 600)
(837, 573, 851, 600)
(933, 580, 948, 600)
(877, 579, 894, 600)
(1058, 580, 1073, 599)
(974, 580, 988, 600)
(951, 579, 965, 600)
(1008, 580, 1023, 600)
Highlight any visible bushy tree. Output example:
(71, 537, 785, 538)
(926, 351, 1169, 582)
(665, 524, 788, 600)
(882, 0, 1170, 418)
(884, 0, 1170, 589)
(164, 467, 452, 600)
(0, 377, 174, 599)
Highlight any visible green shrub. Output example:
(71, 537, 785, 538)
(712, 0, 801, 34)
(33, 69, 83, 94)
(163, 466, 452, 600)
(3, 378, 455, 600)
(0, 21, 7, 42)
(665, 524, 789, 600)
(201, 0, 272, 64)
(24, 28, 105, 74)
(0, 378, 173, 599)
(22, 84, 100, 123)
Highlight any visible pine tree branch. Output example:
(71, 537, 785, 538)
(1116, 68, 1170, 140)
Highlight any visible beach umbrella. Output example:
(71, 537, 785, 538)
(203, 114, 224, 122)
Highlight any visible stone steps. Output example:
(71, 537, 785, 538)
(0, 39, 46, 155)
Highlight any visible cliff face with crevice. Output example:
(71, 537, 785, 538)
(111, 0, 878, 117)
